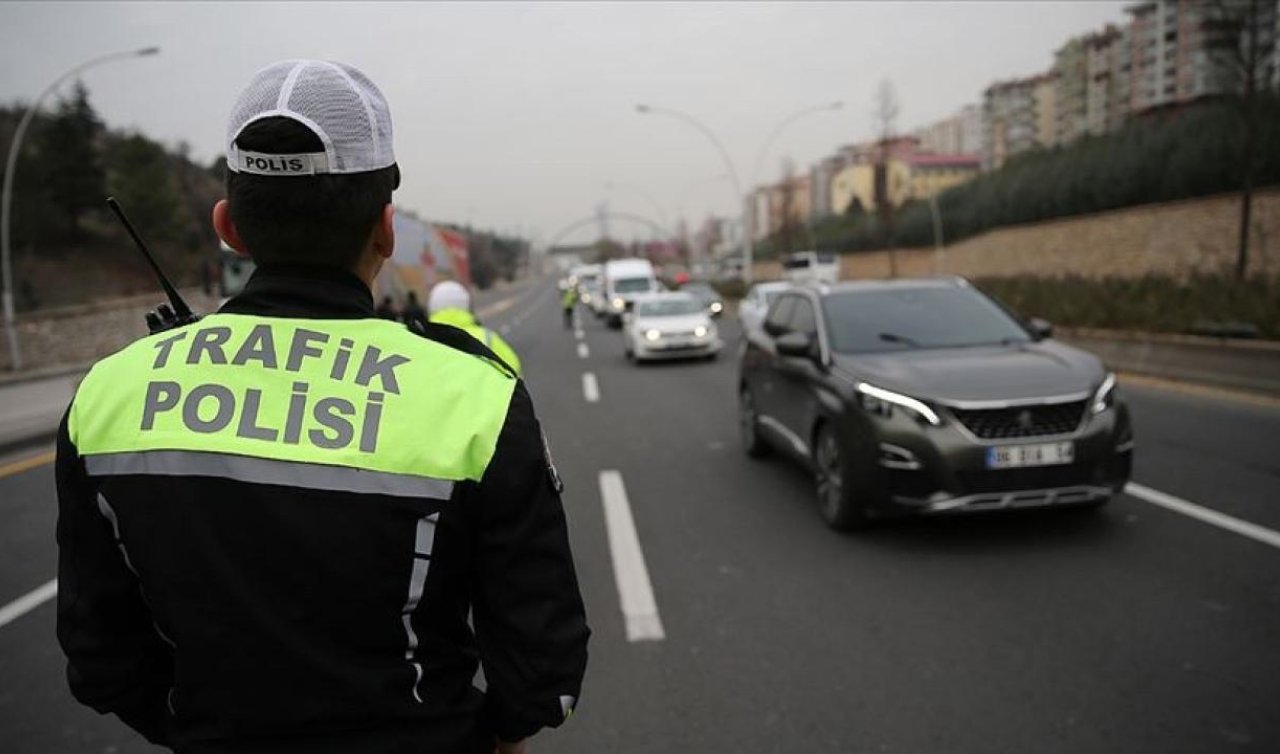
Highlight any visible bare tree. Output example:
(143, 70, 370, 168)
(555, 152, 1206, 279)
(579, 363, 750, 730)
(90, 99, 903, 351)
(1207, 0, 1278, 279)
(873, 78, 900, 277)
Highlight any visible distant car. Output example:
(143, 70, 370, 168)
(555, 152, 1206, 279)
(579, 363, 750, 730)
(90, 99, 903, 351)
(782, 251, 839, 284)
(738, 278, 1133, 530)
(680, 282, 724, 318)
(580, 280, 606, 317)
(737, 281, 792, 338)
(623, 292, 723, 363)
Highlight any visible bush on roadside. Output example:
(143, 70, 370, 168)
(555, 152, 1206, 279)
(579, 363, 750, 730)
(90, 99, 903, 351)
(974, 273, 1280, 340)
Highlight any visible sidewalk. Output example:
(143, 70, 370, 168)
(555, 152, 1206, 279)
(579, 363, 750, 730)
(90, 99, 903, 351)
(0, 371, 82, 451)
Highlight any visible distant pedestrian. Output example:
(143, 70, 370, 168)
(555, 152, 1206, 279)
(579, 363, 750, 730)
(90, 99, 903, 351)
(375, 295, 398, 320)
(428, 280, 523, 376)
(562, 286, 578, 330)
(400, 290, 429, 330)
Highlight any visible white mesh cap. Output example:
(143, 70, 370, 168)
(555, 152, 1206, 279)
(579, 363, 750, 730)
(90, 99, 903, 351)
(428, 281, 472, 314)
(226, 59, 395, 176)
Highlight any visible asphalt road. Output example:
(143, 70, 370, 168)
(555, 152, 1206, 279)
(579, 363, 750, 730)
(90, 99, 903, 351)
(2, 278, 1279, 753)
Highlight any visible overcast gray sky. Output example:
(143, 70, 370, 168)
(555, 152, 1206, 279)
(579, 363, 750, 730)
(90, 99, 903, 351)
(0, 1, 1128, 245)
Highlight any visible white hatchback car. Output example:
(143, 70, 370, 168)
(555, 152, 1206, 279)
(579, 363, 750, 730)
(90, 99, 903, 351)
(623, 292, 722, 362)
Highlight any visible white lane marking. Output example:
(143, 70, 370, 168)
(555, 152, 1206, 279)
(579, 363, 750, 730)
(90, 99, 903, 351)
(1126, 482, 1280, 552)
(582, 372, 600, 403)
(598, 471, 665, 642)
(0, 579, 57, 630)
(574, 328, 585, 340)
(577, 343, 590, 359)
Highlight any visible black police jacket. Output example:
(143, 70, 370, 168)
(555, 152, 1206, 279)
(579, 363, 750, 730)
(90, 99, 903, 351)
(55, 265, 589, 753)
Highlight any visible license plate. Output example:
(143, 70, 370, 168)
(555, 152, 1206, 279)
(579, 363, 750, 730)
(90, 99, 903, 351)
(986, 442, 1074, 469)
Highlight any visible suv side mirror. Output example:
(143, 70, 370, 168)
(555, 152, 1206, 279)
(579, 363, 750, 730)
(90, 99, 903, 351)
(1028, 317, 1053, 339)
(775, 331, 815, 358)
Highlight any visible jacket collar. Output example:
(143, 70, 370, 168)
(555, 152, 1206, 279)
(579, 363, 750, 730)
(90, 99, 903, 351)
(219, 264, 376, 319)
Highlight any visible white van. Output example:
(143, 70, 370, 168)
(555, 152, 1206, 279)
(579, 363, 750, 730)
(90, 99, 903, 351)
(603, 258, 659, 328)
(781, 251, 838, 284)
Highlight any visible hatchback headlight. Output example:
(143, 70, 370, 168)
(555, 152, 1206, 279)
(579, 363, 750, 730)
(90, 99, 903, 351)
(612, 297, 625, 310)
(1091, 372, 1117, 414)
(644, 328, 662, 342)
(710, 302, 723, 313)
(694, 325, 708, 338)
(855, 382, 941, 426)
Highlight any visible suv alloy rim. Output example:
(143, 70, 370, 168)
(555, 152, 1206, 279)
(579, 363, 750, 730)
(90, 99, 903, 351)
(815, 428, 844, 520)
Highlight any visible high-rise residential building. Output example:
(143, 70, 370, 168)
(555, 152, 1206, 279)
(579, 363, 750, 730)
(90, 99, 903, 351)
(913, 104, 982, 155)
(1055, 36, 1089, 145)
(1126, 0, 1279, 113)
(982, 73, 1055, 170)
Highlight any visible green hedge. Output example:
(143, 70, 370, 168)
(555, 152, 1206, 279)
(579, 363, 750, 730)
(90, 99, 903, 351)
(974, 273, 1280, 340)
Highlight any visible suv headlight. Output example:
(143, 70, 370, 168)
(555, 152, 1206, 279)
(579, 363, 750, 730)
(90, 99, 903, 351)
(855, 382, 941, 426)
(644, 328, 662, 342)
(1091, 372, 1117, 414)
(694, 325, 709, 338)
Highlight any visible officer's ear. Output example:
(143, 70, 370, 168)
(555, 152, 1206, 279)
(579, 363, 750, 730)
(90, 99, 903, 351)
(212, 200, 250, 258)
(371, 204, 395, 260)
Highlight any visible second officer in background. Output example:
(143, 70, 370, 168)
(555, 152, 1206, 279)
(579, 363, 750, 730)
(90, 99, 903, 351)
(428, 280, 523, 377)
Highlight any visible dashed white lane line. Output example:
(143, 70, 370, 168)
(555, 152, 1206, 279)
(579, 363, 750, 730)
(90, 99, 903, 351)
(577, 343, 590, 359)
(574, 328, 585, 340)
(582, 372, 600, 403)
(0, 579, 57, 630)
(1125, 482, 1280, 552)
(598, 471, 665, 642)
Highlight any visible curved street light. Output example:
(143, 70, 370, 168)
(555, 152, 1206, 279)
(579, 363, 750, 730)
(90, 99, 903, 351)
(635, 103, 752, 282)
(751, 101, 844, 188)
(1, 46, 160, 371)
(636, 100, 843, 284)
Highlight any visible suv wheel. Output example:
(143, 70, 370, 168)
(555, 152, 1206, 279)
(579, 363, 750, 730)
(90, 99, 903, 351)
(813, 423, 871, 531)
(739, 387, 770, 458)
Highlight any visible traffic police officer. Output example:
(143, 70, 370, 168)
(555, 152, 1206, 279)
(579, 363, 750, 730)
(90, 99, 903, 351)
(427, 280, 522, 376)
(55, 60, 589, 754)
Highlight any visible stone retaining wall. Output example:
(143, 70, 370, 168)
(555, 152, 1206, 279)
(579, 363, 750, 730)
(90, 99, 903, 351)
(752, 188, 1280, 281)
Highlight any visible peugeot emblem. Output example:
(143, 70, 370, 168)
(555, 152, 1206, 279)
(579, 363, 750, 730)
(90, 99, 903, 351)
(1017, 410, 1034, 430)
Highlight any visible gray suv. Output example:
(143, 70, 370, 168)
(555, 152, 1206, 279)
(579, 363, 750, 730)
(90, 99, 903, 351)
(738, 278, 1133, 530)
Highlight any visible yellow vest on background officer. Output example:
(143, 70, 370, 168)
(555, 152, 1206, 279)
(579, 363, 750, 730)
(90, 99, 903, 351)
(428, 280, 523, 376)
(55, 59, 587, 754)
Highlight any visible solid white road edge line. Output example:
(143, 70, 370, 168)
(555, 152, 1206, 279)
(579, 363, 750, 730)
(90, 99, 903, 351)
(582, 373, 600, 403)
(1125, 482, 1280, 552)
(0, 579, 57, 630)
(577, 343, 590, 359)
(598, 471, 665, 642)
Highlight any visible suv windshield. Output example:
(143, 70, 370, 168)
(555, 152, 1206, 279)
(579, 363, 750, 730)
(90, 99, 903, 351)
(613, 277, 653, 294)
(636, 297, 704, 316)
(823, 287, 1032, 353)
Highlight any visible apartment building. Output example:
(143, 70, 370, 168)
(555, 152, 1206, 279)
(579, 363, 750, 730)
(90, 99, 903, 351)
(982, 73, 1056, 170)
(1126, 0, 1279, 113)
(913, 104, 982, 155)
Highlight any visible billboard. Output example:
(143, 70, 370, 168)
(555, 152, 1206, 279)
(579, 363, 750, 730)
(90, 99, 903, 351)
(374, 210, 471, 304)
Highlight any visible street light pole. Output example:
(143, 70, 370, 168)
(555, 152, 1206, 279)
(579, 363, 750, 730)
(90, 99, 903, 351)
(2, 46, 160, 371)
(636, 101, 844, 285)
(635, 104, 752, 284)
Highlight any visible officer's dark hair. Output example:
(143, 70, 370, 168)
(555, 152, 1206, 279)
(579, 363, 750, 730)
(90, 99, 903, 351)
(225, 116, 400, 270)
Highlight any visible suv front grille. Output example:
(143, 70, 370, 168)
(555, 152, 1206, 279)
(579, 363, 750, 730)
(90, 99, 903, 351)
(949, 400, 1087, 440)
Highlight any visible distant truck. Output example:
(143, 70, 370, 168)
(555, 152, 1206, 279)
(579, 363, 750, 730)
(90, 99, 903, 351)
(781, 251, 838, 284)
(602, 257, 659, 328)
